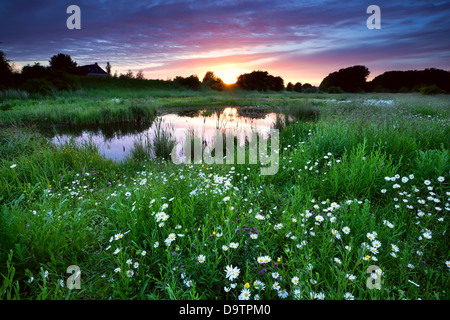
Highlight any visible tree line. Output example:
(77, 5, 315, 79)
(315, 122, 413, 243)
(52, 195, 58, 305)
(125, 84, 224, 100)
(1, 51, 449, 95)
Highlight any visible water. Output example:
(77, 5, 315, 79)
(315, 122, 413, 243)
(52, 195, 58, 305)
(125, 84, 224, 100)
(41, 106, 280, 162)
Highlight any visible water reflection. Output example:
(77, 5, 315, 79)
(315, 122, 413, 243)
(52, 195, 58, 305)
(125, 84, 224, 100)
(43, 106, 279, 162)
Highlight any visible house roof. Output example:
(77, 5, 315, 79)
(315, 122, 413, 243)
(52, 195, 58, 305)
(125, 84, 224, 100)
(77, 63, 108, 76)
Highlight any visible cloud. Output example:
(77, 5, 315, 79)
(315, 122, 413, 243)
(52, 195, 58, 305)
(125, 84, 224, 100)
(1, 0, 449, 84)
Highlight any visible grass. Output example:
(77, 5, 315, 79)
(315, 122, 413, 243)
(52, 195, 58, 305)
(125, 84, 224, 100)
(0, 89, 449, 301)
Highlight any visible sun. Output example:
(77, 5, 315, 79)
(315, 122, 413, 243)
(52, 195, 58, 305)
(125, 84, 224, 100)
(214, 69, 246, 85)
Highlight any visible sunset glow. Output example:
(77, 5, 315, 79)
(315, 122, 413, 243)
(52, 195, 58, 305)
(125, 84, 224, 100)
(214, 68, 247, 85)
(0, 1, 449, 85)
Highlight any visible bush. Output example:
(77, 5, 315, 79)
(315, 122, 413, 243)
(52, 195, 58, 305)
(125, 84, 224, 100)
(22, 78, 54, 95)
(420, 85, 444, 95)
(327, 86, 344, 93)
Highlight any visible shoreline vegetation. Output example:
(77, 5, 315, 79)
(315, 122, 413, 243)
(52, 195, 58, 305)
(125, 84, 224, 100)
(0, 85, 449, 300)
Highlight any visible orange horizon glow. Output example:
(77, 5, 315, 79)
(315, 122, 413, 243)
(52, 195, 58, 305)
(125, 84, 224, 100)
(213, 68, 247, 85)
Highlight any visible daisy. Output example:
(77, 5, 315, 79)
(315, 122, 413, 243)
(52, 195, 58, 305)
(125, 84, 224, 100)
(437, 176, 445, 182)
(113, 248, 121, 255)
(197, 255, 206, 263)
(272, 282, 280, 291)
(315, 215, 324, 222)
(315, 292, 325, 300)
(239, 288, 251, 300)
(346, 274, 357, 281)
(291, 276, 299, 285)
(342, 226, 350, 234)
(344, 292, 354, 300)
(366, 233, 375, 240)
(372, 240, 382, 248)
(10, 164, 17, 169)
(229, 242, 239, 249)
(278, 289, 289, 298)
(294, 289, 301, 299)
(126, 270, 134, 278)
(334, 257, 342, 264)
(253, 280, 265, 290)
(224, 265, 240, 281)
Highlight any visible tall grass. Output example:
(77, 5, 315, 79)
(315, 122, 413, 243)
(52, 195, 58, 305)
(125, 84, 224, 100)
(0, 92, 448, 301)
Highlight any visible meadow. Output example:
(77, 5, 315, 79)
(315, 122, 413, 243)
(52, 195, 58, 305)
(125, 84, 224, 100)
(0, 87, 449, 300)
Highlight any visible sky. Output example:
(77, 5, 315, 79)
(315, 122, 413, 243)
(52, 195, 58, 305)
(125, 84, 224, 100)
(1, 0, 449, 85)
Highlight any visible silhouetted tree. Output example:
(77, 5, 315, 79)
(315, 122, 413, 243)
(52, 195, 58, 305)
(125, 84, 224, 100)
(286, 82, 294, 91)
(0, 50, 14, 87)
(49, 53, 77, 71)
(293, 82, 302, 92)
(269, 76, 284, 91)
(21, 63, 49, 79)
(202, 71, 225, 91)
(120, 69, 134, 79)
(105, 62, 112, 76)
(174, 75, 202, 90)
(369, 68, 450, 93)
(136, 70, 145, 80)
(319, 65, 369, 92)
(236, 70, 284, 92)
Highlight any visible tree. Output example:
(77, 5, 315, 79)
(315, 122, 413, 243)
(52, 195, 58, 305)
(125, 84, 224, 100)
(319, 65, 369, 92)
(286, 82, 294, 91)
(49, 53, 77, 71)
(202, 71, 225, 91)
(105, 62, 112, 76)
(120, 69, 134, 79)
(21, 63, 49, 79)
(136, 70, 145, 80)
(268, 76, 284, 91)
(236, 70, 284, 92)
(293, 82, 302, 92)
(369, 68, 450, 93)
(0, 50, 13, 86)
(174, 75, 202, 90)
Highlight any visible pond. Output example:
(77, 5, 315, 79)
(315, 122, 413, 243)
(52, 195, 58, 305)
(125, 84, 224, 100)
(39, 106, 281, 162)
